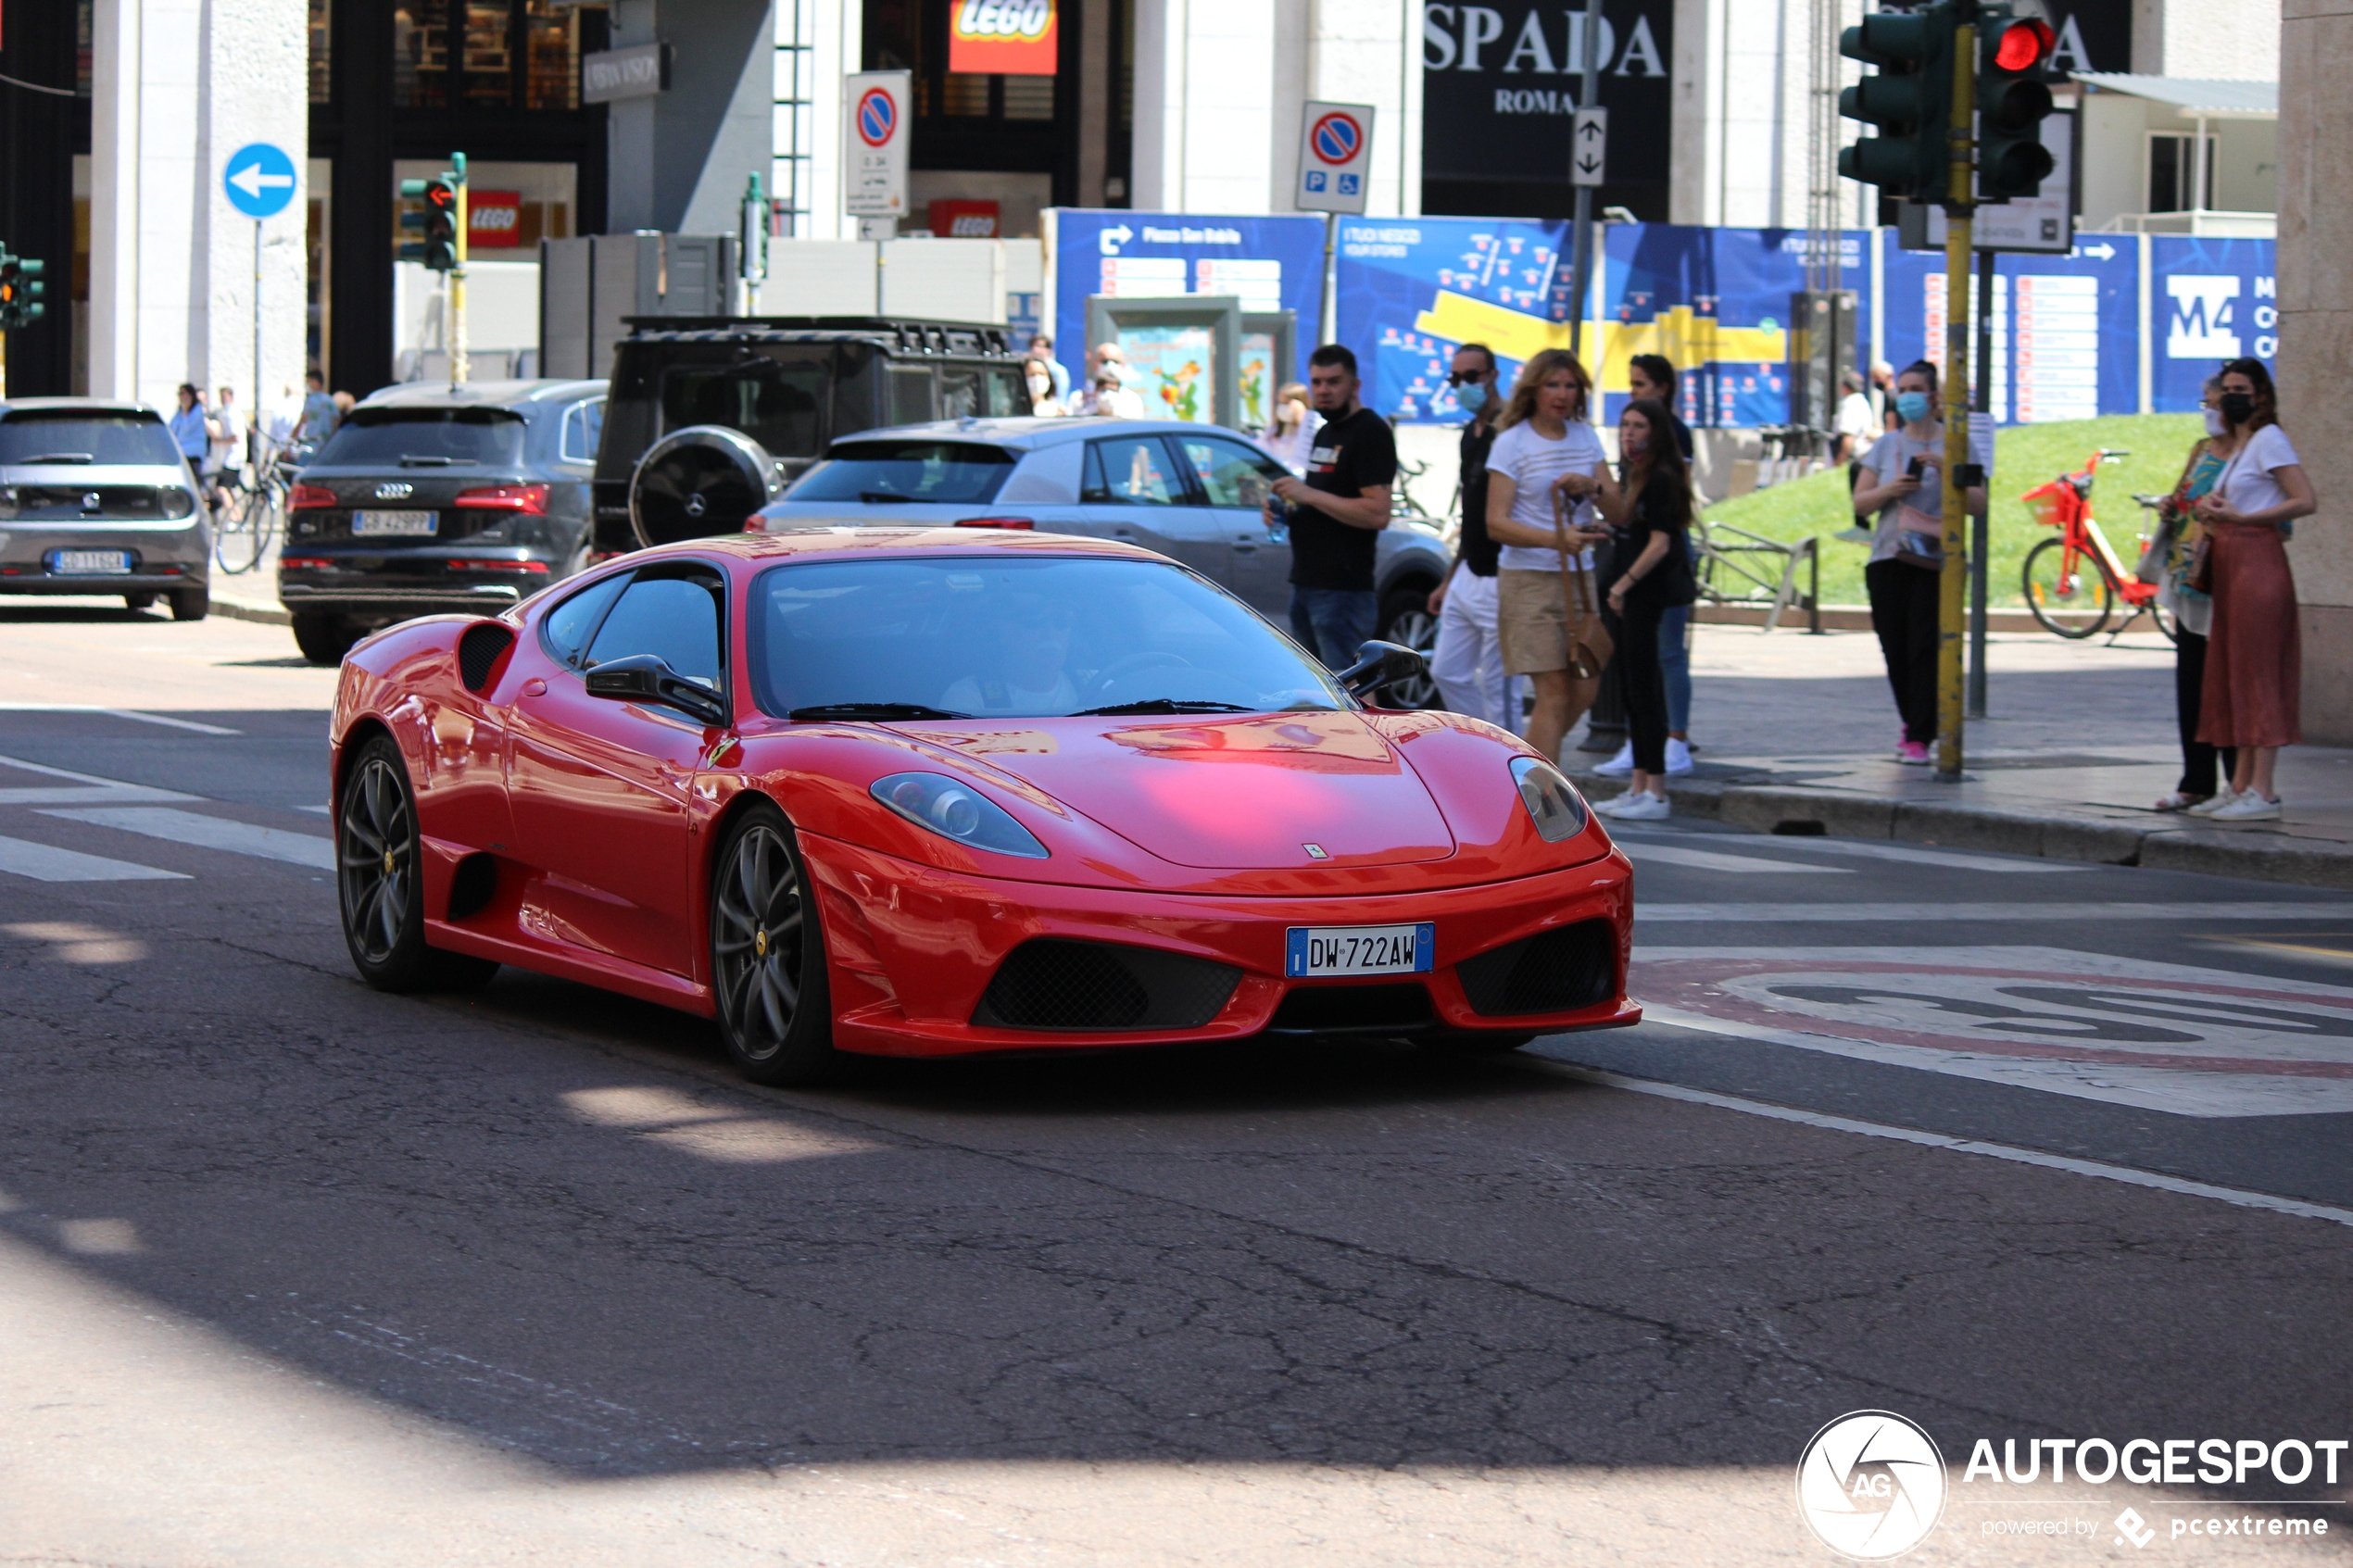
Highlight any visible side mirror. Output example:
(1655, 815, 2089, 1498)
(584, 653, 727, 727)
(1335, 639, 1428, 701)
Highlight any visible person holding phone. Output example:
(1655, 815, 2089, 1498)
(1850, 361, 1986, 764)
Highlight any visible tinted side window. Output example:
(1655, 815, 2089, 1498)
(661, 352, 827, 460)
(585, 573, 724, 686)
(887, 365, 934, 425)
(1082, 435, 1184, 506)
(560, 396, 605, 464)
(986, 367, 1026, 417)
(1177, 435, 1285, 508)
(542, 571, 632, 667)
(939, 368, 981, 420)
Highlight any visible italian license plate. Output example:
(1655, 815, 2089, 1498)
(351, 509, 438, 537)
(50, 549, 132, 574)
(1285, 922, 1434, 978)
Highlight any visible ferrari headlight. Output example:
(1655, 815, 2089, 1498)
(1510, 757, 1587, 842)
(871, 771, 1050, 859)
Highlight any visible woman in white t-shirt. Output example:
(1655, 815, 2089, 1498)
(2190, 358, 2318, 821)
(1484, 348, 1611, 763)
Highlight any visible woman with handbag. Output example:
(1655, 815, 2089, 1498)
(1591, 399, 1700, 821)
(2191, 358, 2318, 822)
(1485, 349, 1612, 764)
(1850, 361, 1986, 764)
(2149, 376, 2233, 811)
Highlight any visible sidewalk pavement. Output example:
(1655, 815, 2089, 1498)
(208, 556, 290, 626)
(1564, 622, 2353, 891)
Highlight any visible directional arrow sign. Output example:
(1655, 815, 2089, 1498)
(1099, 223, 1135, 255)
(222, 142, 297, 220)
(1570, 107, 1607, 188)
(2080, 242, 2116, 260)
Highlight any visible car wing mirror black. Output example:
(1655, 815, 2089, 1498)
(583, 653, 727, 727)
(1335, 640, 1428, 701)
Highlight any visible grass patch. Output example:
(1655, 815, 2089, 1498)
(1702, 413, 2204, 607)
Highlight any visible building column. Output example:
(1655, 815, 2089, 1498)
(1132, 0, 1276, 214)
(607, 0, 775, 236)
(88, 0, 308, 410)
(2279, 2, 2353, 744)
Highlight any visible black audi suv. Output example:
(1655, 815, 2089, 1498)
(277, 379, 606, 663)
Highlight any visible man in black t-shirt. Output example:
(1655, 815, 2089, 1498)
(1266, 344, 1395, 668)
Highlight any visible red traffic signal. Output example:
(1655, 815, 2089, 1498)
(422, 179, 458, 214)
(1992, 18, 2053, 72)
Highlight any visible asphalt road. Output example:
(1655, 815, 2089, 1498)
(3, 605, 2349, 1565)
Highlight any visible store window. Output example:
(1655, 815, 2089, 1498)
(309, 0, 331, 101)
(392, 0, 581, 111)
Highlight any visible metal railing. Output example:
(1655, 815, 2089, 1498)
(1695, 520, 1822, 633)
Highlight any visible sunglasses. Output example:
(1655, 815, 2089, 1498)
(1443, 370, 1489, 386)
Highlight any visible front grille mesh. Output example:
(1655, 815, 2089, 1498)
(1267, 983, 1435, 1034)
(1455, 920, 1617, 1017)
(974, 939, 1242, 1032)
(457, 621, 516, 692)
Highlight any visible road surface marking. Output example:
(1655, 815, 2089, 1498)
(1617, 831, 2083, 874)
(0, 704, 241, 735)
(0, 751, 199, 806)
(1616, 842, 1849, 874)
(1552, 1064, 2353, 1230)
(1635, 901, 2353, 922)
(1629, 946, 2353, 1117)
(0, 834, 188, 882)
(38, 807, 335, 872)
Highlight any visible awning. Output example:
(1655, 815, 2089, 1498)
(2071, 73, 2277, 119)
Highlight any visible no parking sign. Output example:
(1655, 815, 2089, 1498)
(844, 70, 910, 219)
(1295, 100, 1374, 215)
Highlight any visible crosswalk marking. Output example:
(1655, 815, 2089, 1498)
(1615, 831, 2082, 874)
(37, 807, 336, 872)
(1638, 901, 2353, 923)
(0, 704, 241, 735)
(1617, 841, 1850, 875)
(0, 751, 199, 806)
(0, 834, 188, 882)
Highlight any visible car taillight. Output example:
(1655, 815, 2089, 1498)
(280, 556, 333, 570)
(446, 558, 549, 573)
(455, 483, 549, 514)
(953, 517, 1034, 530)
(289, 484, 337, 510)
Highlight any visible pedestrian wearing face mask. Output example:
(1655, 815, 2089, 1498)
(1425, 343, 1516, 728)
(1022, 353, 1065, 416)
(2149, 375, 2233, 811)
(2191, 358, 2319, 821)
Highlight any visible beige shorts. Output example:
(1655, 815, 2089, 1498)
(1497, 568, 1571, 675)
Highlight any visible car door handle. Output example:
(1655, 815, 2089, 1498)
(1233, 544, 1256, 554)
(520, 677, 547, 696)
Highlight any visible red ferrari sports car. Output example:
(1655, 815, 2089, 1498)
(330, 528, 1637, 1082)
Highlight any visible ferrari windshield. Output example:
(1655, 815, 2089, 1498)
(750, 555, 1347, 720)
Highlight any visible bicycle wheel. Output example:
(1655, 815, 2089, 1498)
(213, 488, 265, 574)
(2022, 536, 2113, 638)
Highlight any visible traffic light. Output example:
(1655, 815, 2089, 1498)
(399, 176, 459, 271)
(0, 248, 45, 330)
(1976, 9, 2057, 199)
(1837, 5, 1957, 204)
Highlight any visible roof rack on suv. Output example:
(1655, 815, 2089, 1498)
(617, 316, 1016, 358)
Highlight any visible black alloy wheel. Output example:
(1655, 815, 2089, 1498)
(293, 612, 360, 666)
(337, 735, 498, 992)
(711, 805, 838, 1085)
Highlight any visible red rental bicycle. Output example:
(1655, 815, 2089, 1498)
(2020, 447, 2175, 642)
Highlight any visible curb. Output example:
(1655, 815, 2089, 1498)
(208, 594, 291, 627)
(1567, 769, 2353, 892)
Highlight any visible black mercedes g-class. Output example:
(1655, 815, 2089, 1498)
(589, 316, 1026, 553)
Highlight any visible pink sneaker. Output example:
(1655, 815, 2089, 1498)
(1894, 740, 1932, 766)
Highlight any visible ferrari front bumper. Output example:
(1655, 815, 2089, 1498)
(799, 833, 1638, 1058)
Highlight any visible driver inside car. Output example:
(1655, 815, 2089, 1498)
(941, 597, 1080, 716)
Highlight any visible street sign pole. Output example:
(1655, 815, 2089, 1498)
(1292, 100, 1374, 349)
(1968, 244, 1994, 720)
(1935, 8, 1978, 783)
(253, 219, 264, 463)
(222, 143, 298, 423)
(1567, 0, 1604, 361)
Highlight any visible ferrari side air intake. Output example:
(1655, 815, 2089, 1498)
(974, 939, 1243, 1032)
(1455, 921, 1617, 1017)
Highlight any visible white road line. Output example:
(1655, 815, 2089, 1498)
(0, 704, 241, 735)
(38, 807, 335, 872)
(1550, 1064, 2353, 1230)
(1617, 842, 1850, 875)
(0, 834, 188, 883)
(1617, 831, 2082, 874)
(1635, 901, 2353, 922)
(0, 751, 200, 796)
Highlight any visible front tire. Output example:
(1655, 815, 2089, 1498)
(170, 587, 208, 621)
(293, 612, 360, 665)
(2022, 537, 2112, 638)
(710, 804, 838, 1085)
(337, 735, 499, 993)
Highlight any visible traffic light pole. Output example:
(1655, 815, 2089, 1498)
(1934, 10, 1977, 783)
(451, 153, 470, 384)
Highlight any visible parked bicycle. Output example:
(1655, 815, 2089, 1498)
(211, 436, 299, 575)
(2020, 447, 2175, 643)
(1390, 457, 1434, 521)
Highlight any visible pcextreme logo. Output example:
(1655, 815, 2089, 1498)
(1795, 1411, 1948, 1561)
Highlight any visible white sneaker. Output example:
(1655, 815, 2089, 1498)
(2186, 787, 2242, 818)
(1665, 737, 1694, 775)
(1590, 792, 1627, 817)
(1609, 791, 1672, 822)
(2207, 793, 2282, 822)
(1592, 742, 1635, 776)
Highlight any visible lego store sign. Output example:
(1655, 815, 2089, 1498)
(469, 191, 523, 248)
(949, 0, 1056, 75)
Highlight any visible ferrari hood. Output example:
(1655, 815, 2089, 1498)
(906, 709, 1456, 870)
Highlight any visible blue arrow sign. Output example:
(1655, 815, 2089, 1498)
(223, 142, 297, 220)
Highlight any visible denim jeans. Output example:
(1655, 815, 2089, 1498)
(1289, 586, 1379, 670)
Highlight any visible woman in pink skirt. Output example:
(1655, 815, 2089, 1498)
(2194, 358, 2319, 822)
